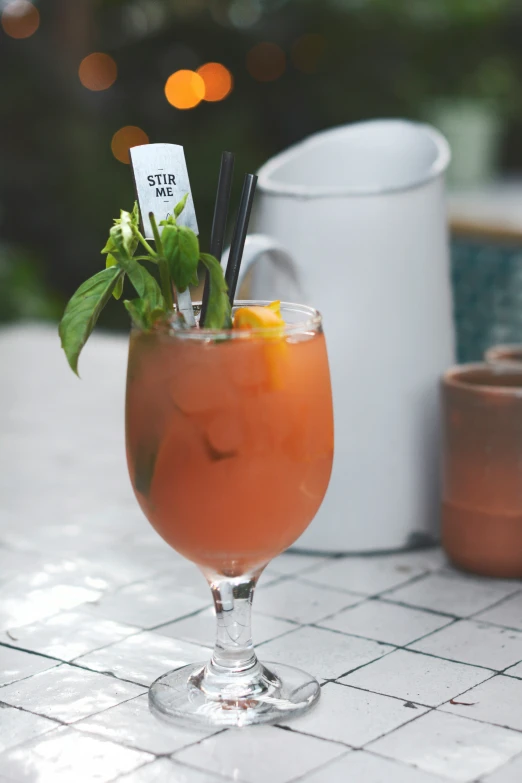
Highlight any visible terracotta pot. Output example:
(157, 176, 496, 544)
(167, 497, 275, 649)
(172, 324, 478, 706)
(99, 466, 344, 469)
(485, 344, 522, 368)
(442, 363, 522, 577)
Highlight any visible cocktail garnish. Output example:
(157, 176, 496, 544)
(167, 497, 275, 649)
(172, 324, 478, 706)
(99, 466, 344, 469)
(59, 196, 231, 375)
(200, 253, 232, 332)
(233, 302, 285, 336)
(266, 301, 282, 317)
(233, 301, 287, 389)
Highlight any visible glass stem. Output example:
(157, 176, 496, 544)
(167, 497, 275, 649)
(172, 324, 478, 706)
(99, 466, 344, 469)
(206, 571, 260, 675)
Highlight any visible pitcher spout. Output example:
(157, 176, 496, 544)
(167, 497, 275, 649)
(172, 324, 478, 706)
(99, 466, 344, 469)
(257, 119, 451, 199)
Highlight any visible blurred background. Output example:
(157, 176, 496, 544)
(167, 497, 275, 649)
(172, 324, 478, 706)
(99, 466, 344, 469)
(2, 0, 522, 348)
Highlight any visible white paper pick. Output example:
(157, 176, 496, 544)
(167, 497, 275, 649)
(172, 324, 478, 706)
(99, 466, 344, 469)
(130, 142, 198, 327)
(130, 143, 199, 239)
(176, 289, 197, 327)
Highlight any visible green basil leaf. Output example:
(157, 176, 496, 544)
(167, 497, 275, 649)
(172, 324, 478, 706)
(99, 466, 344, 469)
(159, 215, 176, 228)
(109, 205, 140, 259)
(105, 252, 124, 300)
(162, 225, 199, 293)
(199, 252, 232, 329)
(121, 258, 165, 311)
(102, 203, 141, 297)
(59, 266, 125, 375)
(123, 298, 148, 330)
(174, 193, 189, 218)
(131, 201, 140, 226)
(101, 235, 116, 256)
(124, 297, 168, 331)
(159, 194, 189, 228)
(109, 221, 133, 259)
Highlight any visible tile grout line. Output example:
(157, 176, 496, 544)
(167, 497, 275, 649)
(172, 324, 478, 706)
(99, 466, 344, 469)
(0, 641, 150, 691)
(331, 675, 522, 732)
(66, 659, 153, 688)
(436, 702, 522, 735)
(369, 741, 494, 782)
(472, 751, 522, 783)
(319, 645, 399, 682)
(0, 625, 152, 670)
(0, 690, 164, 761)
(353, 643, 497, 675)
(467, 618, 522, 635)
(0, 699, 67, 728)
(0, 640, 65, 664)
(146, 604, 223, 635)
(81, 654, 520, 773)
(69, 718, 226, 761)
(3, 598, 521, 696)
(504, 671, 522, 681)
(287, 748, 352, 783)
(5, 604, 521, 687)
(4, 677, 517, 783)
(333, 680, 433, 709)
(168, 745, 249, 782)
(0, 575, 442, 686)
(293, 563, 522, 623)
(381, 588, 522, 615)
(362, 747, 457, 782)
(275, 692, 433, 752)
(0, 662, 60, 691)
(300, 620, 522, 679)
(0, 679, 146, 727)
(167, 744, 241, 781)
(2, 551, 522, 783)
(68, 691, 149, 727)
(4, 565, 517, 664)
(311, 614, 459, 648)
(333, 668, 522, 739)
(375, 595, 460, 618)
(298, 567, 436, 608)
(108, 758, 159, 783)
(0, 701, 70, 733)
(275, 722, 354, 750)
(467, 585, 522, 616)
(401, 643, 522, 674)
(253, 626, 307, 650)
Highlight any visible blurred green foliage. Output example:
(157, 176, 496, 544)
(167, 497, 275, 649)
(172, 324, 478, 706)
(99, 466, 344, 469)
(1, 0, 522, 328)
(0, 244, 62, 323)
(366, 0, 514, 23)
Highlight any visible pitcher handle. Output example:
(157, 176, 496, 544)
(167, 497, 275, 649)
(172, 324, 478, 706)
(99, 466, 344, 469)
(222, 234, 303, 303)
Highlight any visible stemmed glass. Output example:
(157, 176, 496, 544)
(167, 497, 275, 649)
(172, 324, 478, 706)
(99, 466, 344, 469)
(125, 301, 334, 727)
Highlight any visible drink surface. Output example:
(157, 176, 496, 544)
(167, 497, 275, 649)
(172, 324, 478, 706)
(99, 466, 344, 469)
(126, 327, 334, 575)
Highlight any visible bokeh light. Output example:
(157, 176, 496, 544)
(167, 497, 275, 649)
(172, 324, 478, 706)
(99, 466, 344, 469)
(197, 63, 233, 102)
(160, 43, 199, 78)
(79, 53, 118, 92)
(246, 43, 286, 83)
(111, 126, 149, 165)
(125, 1, 165, 35)
(1, 1, 40, 39)
(165, 70, 206, 109)
(291, 34, 326, 74)
(228, 0, 262, 28)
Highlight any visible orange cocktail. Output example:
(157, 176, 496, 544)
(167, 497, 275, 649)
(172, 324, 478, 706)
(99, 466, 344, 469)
(126, 303, 333, 576)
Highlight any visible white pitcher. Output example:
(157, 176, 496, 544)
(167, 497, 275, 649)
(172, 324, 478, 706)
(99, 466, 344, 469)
(229, 119, 454, 553)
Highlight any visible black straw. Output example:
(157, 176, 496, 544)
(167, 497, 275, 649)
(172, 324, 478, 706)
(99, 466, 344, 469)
(225, 173, 258, 305)
(200, 151, 235, 326)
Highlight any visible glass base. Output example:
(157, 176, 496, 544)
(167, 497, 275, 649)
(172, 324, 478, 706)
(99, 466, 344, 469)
(149, 660, 320, 728)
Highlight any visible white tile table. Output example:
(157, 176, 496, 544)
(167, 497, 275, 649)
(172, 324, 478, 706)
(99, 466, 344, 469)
(1, 325, 522, 783)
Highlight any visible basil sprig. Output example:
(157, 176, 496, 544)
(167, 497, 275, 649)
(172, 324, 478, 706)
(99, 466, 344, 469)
(59, 196, 231, 375)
